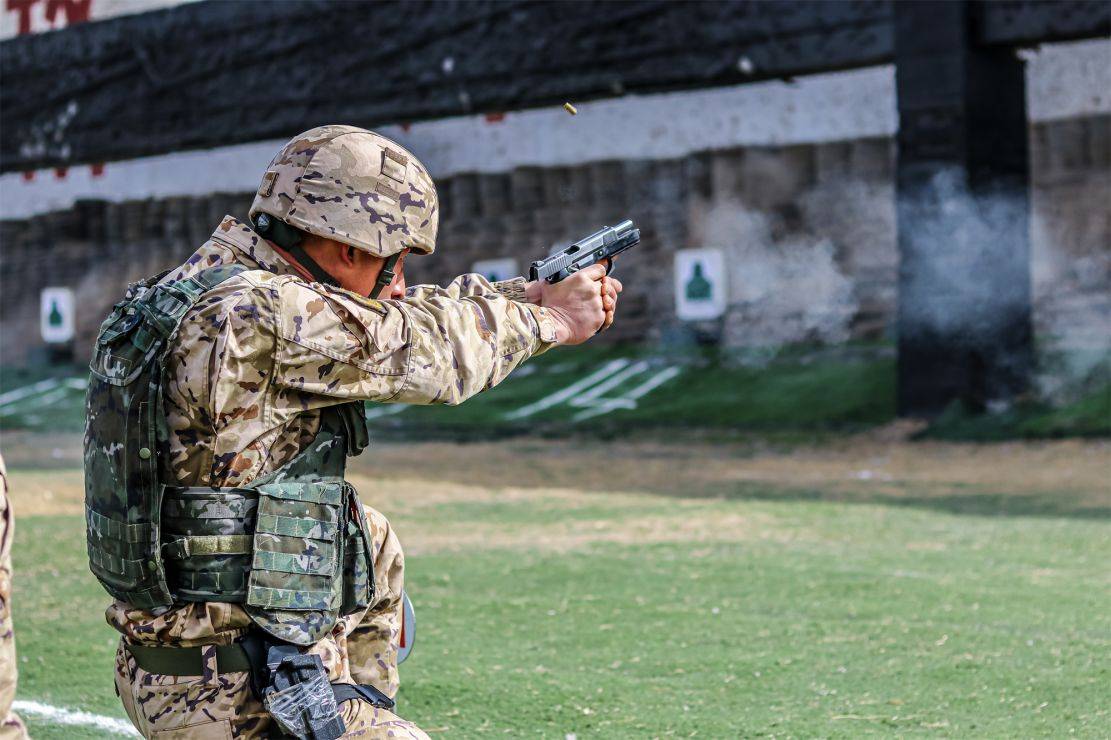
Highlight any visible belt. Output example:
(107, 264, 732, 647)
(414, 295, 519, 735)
(126, 642, 396, 710)
(126, 642, 252, 676)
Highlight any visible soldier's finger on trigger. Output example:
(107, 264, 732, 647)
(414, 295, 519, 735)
(582, 263, 607, 281)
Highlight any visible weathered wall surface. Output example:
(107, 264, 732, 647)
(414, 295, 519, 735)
(1, 115, 1107, 369)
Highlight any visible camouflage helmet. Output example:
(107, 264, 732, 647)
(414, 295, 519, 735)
(249, 125, 438, 257)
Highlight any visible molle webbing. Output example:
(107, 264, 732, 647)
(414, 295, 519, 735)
(162, 474, 375, 646)
(162, 486, 257, 603)
(84, 264, 248, 610)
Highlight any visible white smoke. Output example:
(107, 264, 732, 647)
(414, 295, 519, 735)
(699, 200, 858, 352)
(1030, 188, 1111, 400)
(689, 159, 1109, 403)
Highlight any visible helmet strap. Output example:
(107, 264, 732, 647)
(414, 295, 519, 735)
(285, 243, 342, 288)
(252, 213, 340, 288)
(252, 213, 402, 298)
(371, 252, 402, 299)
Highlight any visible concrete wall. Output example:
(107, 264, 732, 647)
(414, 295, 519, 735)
(2, 115, 1107, 373)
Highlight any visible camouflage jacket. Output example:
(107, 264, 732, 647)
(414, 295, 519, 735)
(106, 216, 556, 668)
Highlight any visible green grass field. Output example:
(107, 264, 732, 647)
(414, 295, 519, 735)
(3, 343, 1106, 441)
(4, 436, 1109, 737)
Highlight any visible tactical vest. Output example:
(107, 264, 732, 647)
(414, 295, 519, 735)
(85, 266, 373, 645)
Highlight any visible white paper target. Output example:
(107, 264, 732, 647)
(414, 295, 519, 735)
(674, 249, 727, 321)
(40, 287, 75, 343)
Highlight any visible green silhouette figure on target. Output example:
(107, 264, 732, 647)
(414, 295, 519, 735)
(685, 262, 713, 302)
(48, 299, 64, 327)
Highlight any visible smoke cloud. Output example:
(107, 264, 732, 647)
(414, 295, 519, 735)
(691, 162, 1109, 403)
(702, 202, 858, 350)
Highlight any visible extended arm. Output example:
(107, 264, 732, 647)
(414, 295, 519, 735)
(404, 273, 529, 303)
(272, 277, 557, 406)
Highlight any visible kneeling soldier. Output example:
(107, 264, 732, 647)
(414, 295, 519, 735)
(84, 126, 620, 738)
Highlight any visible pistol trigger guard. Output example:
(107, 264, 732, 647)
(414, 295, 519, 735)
(603, 257, 614, 275)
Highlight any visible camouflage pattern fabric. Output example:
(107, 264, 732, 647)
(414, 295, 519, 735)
(158, 217, 556, 487)
(113, 505, 418, 738)
(0, 456, 26, 739)
(108, 216, 556, 734)
(250, 125, 438, 258)
(114, 644, 427, 739)
(345, 505, 405, 696)
(85, 264, 249, 611)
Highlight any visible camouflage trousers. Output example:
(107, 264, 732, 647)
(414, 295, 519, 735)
(0, 481, 26, 740)
(114, 506, 426, 739)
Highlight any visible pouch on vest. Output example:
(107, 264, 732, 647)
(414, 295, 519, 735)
(242, 479, 373, 645)
(341, 486, 373, 615)
(233, 408, 373, 645)
(84, 266, 246, 610)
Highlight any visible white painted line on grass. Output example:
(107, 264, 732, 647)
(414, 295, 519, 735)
(504, 359, 630, 420)
(571, 365, 683, 422)
(13, 700, 139, 736)
(567, 361, 651, 408)
(30, 386, 72, 408)
(0, 379, 59, 408)
(623, 365, 684, 401)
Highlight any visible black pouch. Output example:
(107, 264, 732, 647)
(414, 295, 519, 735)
(241, 632, 345, 740)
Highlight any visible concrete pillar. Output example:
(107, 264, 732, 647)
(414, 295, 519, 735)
(894, 0, 1034, 415)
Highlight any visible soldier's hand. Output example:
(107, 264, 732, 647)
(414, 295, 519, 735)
(539, 264, 612, 345)
(600, 275, 622, 332)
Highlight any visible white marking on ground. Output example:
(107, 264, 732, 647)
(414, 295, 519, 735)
(572, 365, 683, 422)
(505, 359, 630, 420)
(30, 386, 72, 408)
(568, 360, 651, 408)
(12, 700, 139, 736)
(0, 377, 86, 415)
(623, 365, 684, 401)
(0, 379, 59, 408)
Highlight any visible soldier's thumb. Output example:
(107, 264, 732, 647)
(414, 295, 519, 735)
(579, 264, 607, 281)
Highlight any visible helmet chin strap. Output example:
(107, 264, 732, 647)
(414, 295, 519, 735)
(371, 252, 402, 299)
(286, 242, 342, 288)
(253, 213, 402, 298)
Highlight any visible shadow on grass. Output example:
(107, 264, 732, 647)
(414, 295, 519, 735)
(693, 482, 1111, 521)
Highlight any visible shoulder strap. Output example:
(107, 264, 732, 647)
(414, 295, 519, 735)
(137, 265, 249, 339)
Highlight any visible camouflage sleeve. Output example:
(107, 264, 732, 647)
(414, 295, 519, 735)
(274, 277, 557, 405)
(404, 274, 529, 303)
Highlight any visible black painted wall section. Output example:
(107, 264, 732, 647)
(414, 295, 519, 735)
(978, 0, 1111, 46)
(894, 0, 1034, 415)
(3, 0, 1106, 173)
(0, 0, 896, 172)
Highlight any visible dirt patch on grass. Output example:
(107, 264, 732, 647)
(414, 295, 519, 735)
(5, 469, 85, 516)
(350, 476, 784, 555)
(4, 431, 1108, 528)
(351, 435, 1111, 496)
